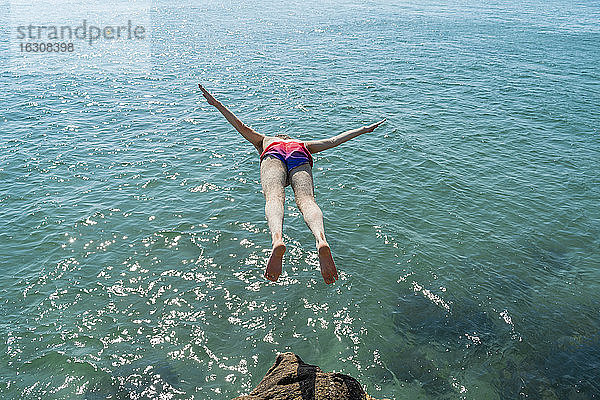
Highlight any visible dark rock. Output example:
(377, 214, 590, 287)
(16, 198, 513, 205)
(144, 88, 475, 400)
(232, 352, 388, 400)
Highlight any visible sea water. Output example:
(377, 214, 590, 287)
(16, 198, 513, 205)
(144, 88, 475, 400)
(1, 0, 599, 398)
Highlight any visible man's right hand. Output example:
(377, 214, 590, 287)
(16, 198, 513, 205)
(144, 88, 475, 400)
(363, 118, 386, 133)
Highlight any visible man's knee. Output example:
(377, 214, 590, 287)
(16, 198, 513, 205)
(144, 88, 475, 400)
(295, 196, 319, 212)
(263, 187, 285, 201)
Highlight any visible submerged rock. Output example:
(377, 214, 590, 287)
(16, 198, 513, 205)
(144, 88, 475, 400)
(232, 352, 388, 400)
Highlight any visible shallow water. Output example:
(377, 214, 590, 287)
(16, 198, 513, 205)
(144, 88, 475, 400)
(1, 0, 599, 398)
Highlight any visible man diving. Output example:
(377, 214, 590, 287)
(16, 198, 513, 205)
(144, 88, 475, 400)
(199, 84, 385, 284)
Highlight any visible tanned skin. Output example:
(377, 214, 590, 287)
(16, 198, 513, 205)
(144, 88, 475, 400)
(199, 84, 385, 284)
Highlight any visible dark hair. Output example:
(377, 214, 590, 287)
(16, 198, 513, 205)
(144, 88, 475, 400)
(276, 134, 292, 140)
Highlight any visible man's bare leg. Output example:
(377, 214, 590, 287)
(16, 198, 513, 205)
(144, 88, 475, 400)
(290, 164, 338, 284)
(260, 157, 287, 281)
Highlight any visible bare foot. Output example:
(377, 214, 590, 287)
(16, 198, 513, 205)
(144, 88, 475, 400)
(265, 242, 286, 282)
(318, 243, 338, 284)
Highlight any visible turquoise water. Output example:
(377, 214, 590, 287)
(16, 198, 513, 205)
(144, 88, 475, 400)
(1, 0, 599, 398)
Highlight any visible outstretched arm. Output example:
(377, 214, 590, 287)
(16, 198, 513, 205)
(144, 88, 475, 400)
(304, 119, 386, 154)
(198, 84, 265, 152)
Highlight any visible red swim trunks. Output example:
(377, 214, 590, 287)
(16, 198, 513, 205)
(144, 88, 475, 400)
(260, 141, 313, 172)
